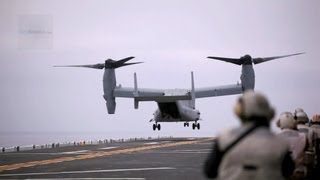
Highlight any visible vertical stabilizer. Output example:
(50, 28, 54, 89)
(133, 72, 139, 109)
(191, 71, 196, 109)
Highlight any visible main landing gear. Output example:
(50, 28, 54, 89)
(192, 122, 200, 130)
(184, 122, 200, 130)
(153, 123, 161, 131)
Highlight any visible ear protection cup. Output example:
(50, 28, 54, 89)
(234, 97, 245, 119)
(269, 107, 275, 120)
(276, 119, 281, 128)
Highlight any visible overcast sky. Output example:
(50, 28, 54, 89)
(0, 0, 319, 140)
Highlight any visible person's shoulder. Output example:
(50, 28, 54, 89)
(277, 128, 300, 137)
(253, 128, 291, 149)
(217, 126, 245, 150)
(270, 132, 291, 150)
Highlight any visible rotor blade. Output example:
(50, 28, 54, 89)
(253, 52, 305, 64)
(115, 62, 143, 68)
(207, 56, 243, 65)
(54, 63, 105, 69)
(115, 56, 135, 65)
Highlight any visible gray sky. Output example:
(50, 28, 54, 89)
(0, 0, 319, 138)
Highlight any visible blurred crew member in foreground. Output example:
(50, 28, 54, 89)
(277, 112, 307, 179)
(204, 90, 294, 180)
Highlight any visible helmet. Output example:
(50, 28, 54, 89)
(276, 112, 297, 129)
(311, 114, 320, 123)
(294, 108, 305, 113)
(294, 111, 309, 124)
(234, 90, 275, 122)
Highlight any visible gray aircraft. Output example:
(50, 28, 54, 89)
(55, 53, 303, 130)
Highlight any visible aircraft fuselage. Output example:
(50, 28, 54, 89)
(153, 100, 200, 122)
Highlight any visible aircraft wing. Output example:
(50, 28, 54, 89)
(114, 86, 192, 103)
(194, 84, 243, 98)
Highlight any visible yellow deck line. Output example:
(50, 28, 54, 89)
(0, 138, 213, 172)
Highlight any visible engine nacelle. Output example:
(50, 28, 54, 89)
(103, 69, 116, 114)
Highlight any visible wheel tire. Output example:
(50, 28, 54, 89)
(183, 123, 186, 127)
(157, 124, 161, 131)
(187, 123, 189, 127)
(197, 123, 200, 130)
(192, 123, 195, 130)
(153, 124, 156, 131)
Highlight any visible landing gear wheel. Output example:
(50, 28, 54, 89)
(153, 124, 156, 131)
(184, 123, 186, 127)
(187, 123, 189, 127)
(197, 123, 200, 130)
(157, 124, 161, 131)
(192, 123, 196, 130)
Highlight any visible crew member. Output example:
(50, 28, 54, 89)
(294, 108, 315, 178)
(277, 112, 307, 179)
(310, 114, 320, 179)
(204, 90, 294, 180)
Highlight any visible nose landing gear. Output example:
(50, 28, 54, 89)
(183, 122, 190, 127)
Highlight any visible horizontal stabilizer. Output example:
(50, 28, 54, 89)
(114, 86, 192, 103)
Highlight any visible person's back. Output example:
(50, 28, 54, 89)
(310, 115, 320, 136)
(218, 125, 289, 180)
(294, 109, 313, 146)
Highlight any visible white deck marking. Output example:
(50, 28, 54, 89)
(137, 149, 211, 154)
(178, 149, 212, 152)
(60, 150, 89, 154)
(0, 167, 176, 177)
(143, 142, 159, 145)
(25, 178, 145, 180)
(98, 146, 118, 150)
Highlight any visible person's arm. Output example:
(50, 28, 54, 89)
(204, 140, 223, 178)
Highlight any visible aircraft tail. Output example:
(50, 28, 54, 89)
(191, 71, 196, 109)
(133, 72, 139, 109)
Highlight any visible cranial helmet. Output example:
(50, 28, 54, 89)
(276, 112, 297, 129)
(234, 90, 275, 122)
(311, 114, 320, 123)
(294, 110, 309, 124)
(295, 108, 305, 113)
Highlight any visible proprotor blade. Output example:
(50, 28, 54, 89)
(207, 56, 243, 65)
(252, 52, 305, 65)
(115, 56, 135, 64)
(117, 62, 143, 67)
(54, 63, 105, 69)
(109, 56, 143, 69)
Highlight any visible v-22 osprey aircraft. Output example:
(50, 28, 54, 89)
(55, 53, 304, 130)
